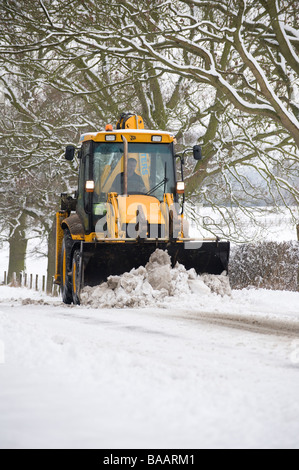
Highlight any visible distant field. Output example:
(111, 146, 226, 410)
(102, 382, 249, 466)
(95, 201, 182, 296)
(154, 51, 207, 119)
(188, 206, 298, 243)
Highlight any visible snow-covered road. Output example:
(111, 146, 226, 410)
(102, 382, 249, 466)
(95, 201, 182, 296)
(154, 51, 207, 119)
(0, 285, 299, 449)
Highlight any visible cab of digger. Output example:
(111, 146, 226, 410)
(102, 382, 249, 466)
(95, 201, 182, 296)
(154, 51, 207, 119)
(111, 158, 146, 194)
(92, 141, 176, 203)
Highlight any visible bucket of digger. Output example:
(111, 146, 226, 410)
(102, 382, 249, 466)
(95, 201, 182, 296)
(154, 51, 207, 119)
(81, 240, 230, 288)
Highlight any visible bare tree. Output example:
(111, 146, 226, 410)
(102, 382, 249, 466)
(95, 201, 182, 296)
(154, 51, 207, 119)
(0, 0, 298, 248)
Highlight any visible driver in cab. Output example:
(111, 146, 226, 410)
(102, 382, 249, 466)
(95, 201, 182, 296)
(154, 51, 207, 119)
(111, 158, 146, 194)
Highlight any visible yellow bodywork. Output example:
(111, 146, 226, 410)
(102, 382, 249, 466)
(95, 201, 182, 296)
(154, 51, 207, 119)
(96, 192, 183, 241)
(118, 195, 165, 225)
(116, 114, 145, 130)
(104, 193, 177, 240)
(54, 211, 68, 284)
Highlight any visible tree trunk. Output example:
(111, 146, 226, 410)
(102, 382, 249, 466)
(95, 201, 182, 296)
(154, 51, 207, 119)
(7, 212, 28, 284)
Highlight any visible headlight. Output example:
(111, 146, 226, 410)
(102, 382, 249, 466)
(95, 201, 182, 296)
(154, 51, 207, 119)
(85, 180, 95, 193)
(176, 181, 185, 194)
(151, 135, 162, 142)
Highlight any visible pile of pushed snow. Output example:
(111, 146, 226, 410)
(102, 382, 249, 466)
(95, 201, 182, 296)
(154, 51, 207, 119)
(80, 249, 231, 309)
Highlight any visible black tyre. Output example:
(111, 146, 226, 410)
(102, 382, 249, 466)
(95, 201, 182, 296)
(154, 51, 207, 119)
(61, 229, 73, 304)
(72, 250, 81, 305)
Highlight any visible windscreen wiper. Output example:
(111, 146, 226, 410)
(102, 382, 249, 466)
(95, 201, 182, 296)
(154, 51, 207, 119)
(146, 177, 169, 196)
(146, 163, 168, 196)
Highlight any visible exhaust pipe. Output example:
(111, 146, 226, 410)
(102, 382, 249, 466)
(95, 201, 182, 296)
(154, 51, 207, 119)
(122, 135, 128, 196)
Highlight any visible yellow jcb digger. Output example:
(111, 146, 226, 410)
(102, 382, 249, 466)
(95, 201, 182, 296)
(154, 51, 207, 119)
(54, 113, 230, 304)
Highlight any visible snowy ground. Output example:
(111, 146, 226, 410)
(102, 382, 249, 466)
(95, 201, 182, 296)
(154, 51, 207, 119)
(0, 282, 299, 449)
(0, 210, 298, 449)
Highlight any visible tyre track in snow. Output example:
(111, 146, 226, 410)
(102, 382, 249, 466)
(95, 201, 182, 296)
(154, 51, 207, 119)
(24, 301, 299, 341)
(52, 302, 299, 340)
(181, 311, 299, 339)
(1, 291, 299, 341)
(65, 308, 299, 339)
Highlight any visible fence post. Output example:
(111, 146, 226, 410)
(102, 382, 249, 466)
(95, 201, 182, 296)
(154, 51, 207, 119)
(3, 271, 58, 295)
(52, 277, 56, 297)
(52, 276, 60, 297)
(54, 285, 60, 297)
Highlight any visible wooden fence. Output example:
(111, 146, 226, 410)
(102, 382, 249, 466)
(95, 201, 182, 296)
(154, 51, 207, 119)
(1, 271, 60, 297)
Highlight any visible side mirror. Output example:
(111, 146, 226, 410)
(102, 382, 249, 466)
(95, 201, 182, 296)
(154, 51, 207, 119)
(193, 145, 202, 161)
(65, 145, 76, 161)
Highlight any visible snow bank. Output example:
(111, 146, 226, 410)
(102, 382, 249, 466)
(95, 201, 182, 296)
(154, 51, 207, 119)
(80, 249, 231, 309)
(0, 285, 56, 304)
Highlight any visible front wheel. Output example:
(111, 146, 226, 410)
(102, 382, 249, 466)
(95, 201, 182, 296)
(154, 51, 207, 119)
(72, 250, 82, 305)
(61, 229, 73, 304)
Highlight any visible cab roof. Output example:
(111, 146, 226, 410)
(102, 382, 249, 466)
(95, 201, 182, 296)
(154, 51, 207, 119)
(79, 129, 175, 144)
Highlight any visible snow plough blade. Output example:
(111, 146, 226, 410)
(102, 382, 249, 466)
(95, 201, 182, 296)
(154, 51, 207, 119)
(81, 241, 230, 288)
